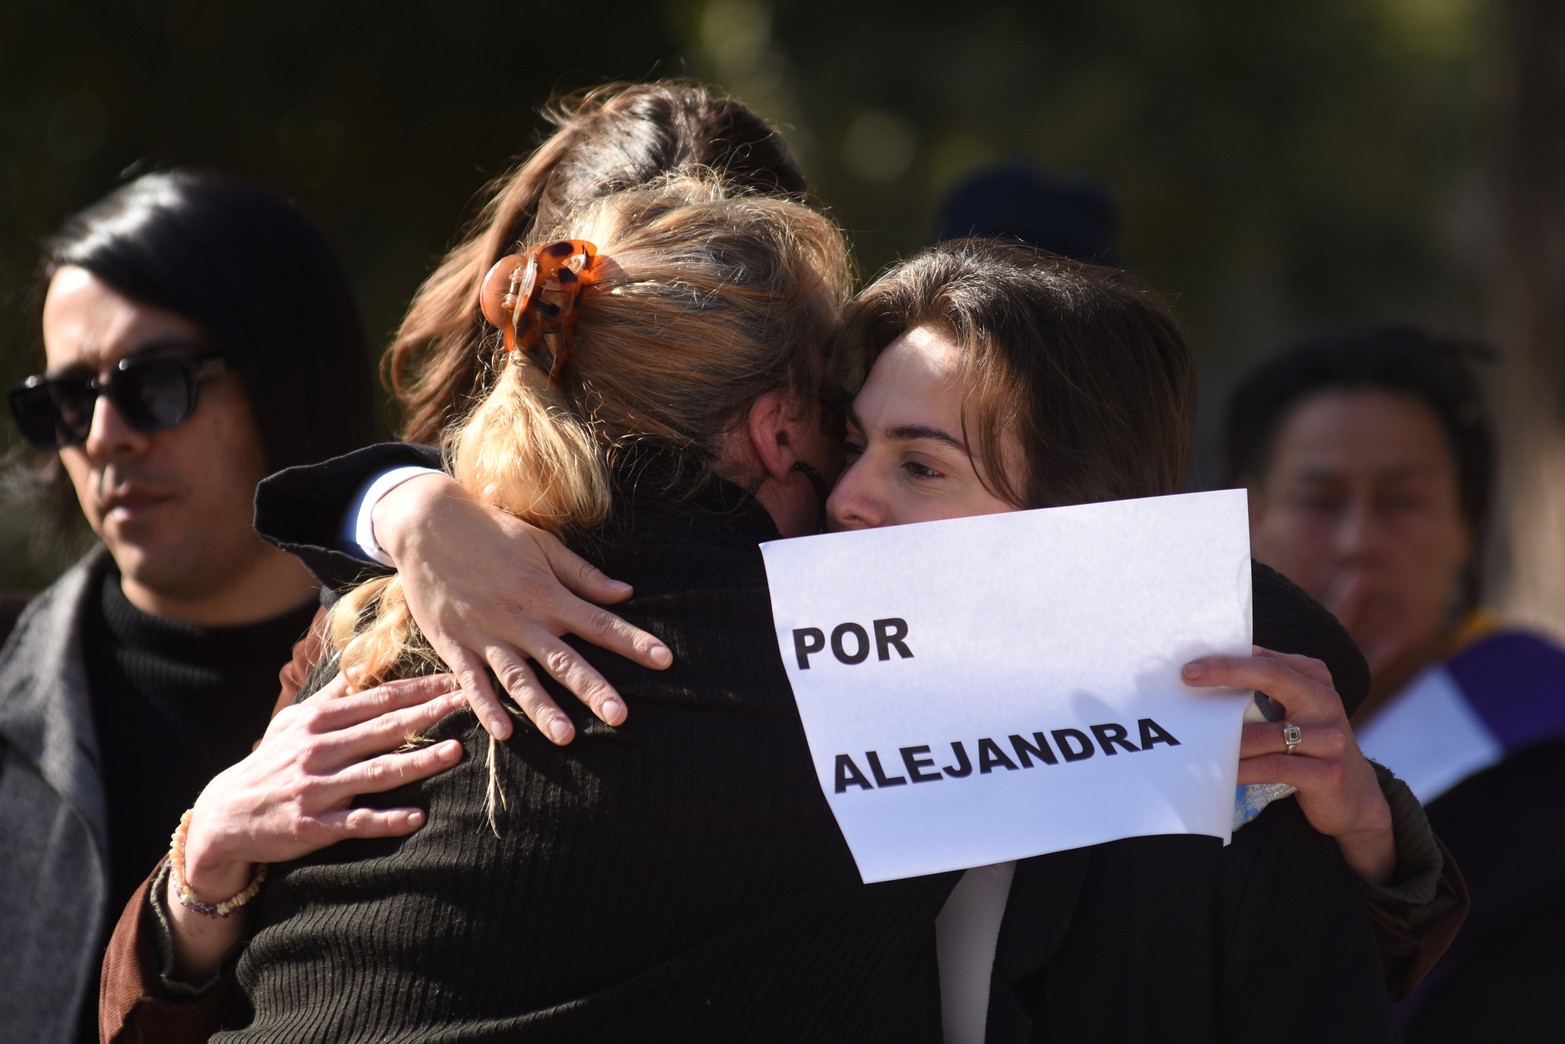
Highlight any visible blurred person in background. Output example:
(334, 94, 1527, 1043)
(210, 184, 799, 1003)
(1227, 324, 1565, 1040)
(931, 161, 1124, 268)
(0, 170, 451, 1043)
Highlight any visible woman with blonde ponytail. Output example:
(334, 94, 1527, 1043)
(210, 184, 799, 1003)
(329, 175, 850, 692)
(100, 82, 856, 1043)
(146, 175, 956, 1042)
(256, 80, 817, 745)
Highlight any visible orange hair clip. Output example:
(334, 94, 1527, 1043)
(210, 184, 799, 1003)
(478, 239, 600, 382)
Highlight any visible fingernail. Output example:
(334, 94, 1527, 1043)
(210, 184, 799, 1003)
(605, 579, 632, 593)
(649, 645, 673, 668)
(407, 810, 426, 828)
(1182, 663, 1205, 681)
(488, 717, 512, 739)
(549, 718, 573, 743)
(601, 698, 625, 725)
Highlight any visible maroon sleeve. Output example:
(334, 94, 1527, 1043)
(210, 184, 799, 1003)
(98, 866, 239, 1044)
(1365, 835, 1470, 999)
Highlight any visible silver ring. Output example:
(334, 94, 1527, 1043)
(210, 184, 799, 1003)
(1282, 722, 1303, 755)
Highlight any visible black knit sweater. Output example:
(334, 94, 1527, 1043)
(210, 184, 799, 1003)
(221, 477, 957, 1042)
(84, 566, 318, 1043)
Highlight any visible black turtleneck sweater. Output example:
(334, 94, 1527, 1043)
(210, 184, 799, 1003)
(80, 567, 317, 1043)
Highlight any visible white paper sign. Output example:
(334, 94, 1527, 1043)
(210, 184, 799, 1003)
(760, 489, 1254, 883)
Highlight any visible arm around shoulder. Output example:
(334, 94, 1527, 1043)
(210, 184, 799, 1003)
(254, 442, 441, 594)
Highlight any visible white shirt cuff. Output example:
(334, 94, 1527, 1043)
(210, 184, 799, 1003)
(345, 465, 444, 566)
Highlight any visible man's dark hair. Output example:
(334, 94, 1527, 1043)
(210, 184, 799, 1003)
(29, 169, 379, 468)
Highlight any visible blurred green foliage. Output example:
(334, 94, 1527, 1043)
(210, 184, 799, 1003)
(680, 0, 1499, 356)
(0, 0, 1502, 591)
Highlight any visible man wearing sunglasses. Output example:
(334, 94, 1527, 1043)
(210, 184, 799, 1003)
(0, 170, 381, 1043)
(11, 303, 288, 625)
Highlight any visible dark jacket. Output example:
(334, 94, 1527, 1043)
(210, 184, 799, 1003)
(986, 798, 1398, 1042)
(0, 552, 111, 1043)
(252, 440, 444, 598)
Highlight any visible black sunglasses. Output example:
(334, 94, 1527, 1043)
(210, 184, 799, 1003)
(8, 351, 229, 451)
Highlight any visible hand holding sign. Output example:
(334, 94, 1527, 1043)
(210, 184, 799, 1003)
(761, 490, 1254, 883)
(1184, 647, 1397, 885)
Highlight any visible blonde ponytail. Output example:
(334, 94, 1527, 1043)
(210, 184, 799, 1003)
(327, 173, 848, 706)
(451, 360, 611, 531)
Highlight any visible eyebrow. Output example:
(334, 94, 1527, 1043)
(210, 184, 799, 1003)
(46, 336, 212, 378)
(846, 407, 971, 454)
(1293, 464, 1443, 484)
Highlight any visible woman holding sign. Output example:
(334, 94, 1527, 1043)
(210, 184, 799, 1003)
(821, 238, 1400, 1039)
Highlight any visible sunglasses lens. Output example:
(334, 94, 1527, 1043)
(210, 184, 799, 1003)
(6, 356, 205, 451)
(7, 381, 90, 450)
(115, 357, 196, 432)
(53, 385, 97, 436)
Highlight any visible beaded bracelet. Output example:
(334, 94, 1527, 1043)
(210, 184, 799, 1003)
(168, 808, 267, 918)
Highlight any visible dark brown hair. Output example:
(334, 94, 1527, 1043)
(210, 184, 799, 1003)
(832, 238, 1196, 509)
(388, 81, 808, 443)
